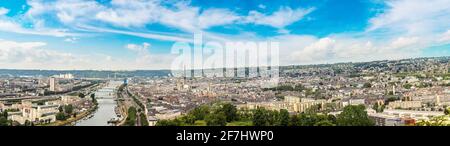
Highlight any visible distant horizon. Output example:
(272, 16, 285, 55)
(0, 55, 448, 72)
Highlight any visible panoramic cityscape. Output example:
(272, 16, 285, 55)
(0, 0, 450, 127)
(0, 57, 449, 126)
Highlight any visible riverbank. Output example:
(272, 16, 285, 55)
(41, 105, 98, 126)
(116, 103, 128, 126)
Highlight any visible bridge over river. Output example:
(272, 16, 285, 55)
(74, 81, 123, 126)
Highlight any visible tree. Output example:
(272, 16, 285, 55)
(314, 120, 335, 126)
(327, 114, 337, 124)
(205, 112, 227, 126)
(91, 94, 98, 105)
(279, 109, 290, 126)
(372, 103, 379, 112)
(373, 103, 381, 113)
(220, 103, 238, 122)
(265, 110, 279, 126)
(24, 120, 32, 126)
(78, 93, 85, 98)
(337, 105, 375, 126)
(363, 82, 372, 88)
(181, 114, 196, 125)
(156, 119, 181, 126)
(324, 103, 338, 113)
(140, 114, 149, 126)
(189, 105, 210, 121)
(125, 107, 137, 126)
(305, 104, 321, 114)
(2, 111, 8, 118)
(298, 113, 326, 126)
(403, 84, 413, 89)
(64, 104, 74, 114)
(238, 110, 253, 121)
(252, 108, 268, 126)
(58, 106, 63, 112)
(416, 116, 450, 126)
(444, 108, 450, 115)
(56, 112, 67, 121)
(289, 114, 300, 126)
(0, 116, 9, 126)
(385, 96, 399, 104)
(294, 84, 306, 92)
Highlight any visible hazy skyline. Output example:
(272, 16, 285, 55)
(0, 0, 449, 70)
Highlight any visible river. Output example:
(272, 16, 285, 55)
(74, 81, 122, 126)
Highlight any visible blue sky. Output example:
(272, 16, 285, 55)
(0, 0, 449, 70)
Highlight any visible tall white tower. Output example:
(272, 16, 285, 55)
(392, 85, 396, 95)
(436, 95, 441, 106)
(49, 77, 56, 92)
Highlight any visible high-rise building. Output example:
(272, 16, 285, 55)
(392, 85, 396, 95)
(436, 95, 441, 106)
(49, 77, 56, 92)
(222, 67, 226, 77)
(257, 67, 261, 77)
(245, 67, 249, 78)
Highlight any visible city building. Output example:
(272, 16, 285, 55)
(237, 96, 329, 113)
(148, 116, 158, 126)
(386, 101, 422, 109)
(49, 77, 56, 92)
(155, 109, 182, 120)
(342, 98, 365, 107)
(7, 101, 59, 124)
(284, 96, 300, 103)
(382, 109, 444, 121)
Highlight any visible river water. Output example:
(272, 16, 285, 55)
(74, 81, 122, 126)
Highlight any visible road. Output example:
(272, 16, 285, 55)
(116, 85, 147, 126)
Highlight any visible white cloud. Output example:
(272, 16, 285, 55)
(95, 0, 159, 27)
(0, 1, 80, 37)
(368, 0, 450, 36)
(439, 30, 450, 43)
(258, 4, 266, 9)
(0, 39, 170, 70)
(274, 34, 426, 65)
(0, 39, 74, 69)
(24, 0, 313, 35)
(245, 7, 314, 29)
(127, 42, 152, 64)
(25, 0, 104, 24)
(22, 0, 245, 38)
(389, 37, 420, 49)
(198, 9, 241, 29)
(127, 42, 150, 55)
(264, 0, 450, 66)
(125, 42, 177, 69)
(26, 0, 51, 17)
(0, 18, 77, 37)
(0, 7, 9, 15)
(76, 24, 191, 42)
(64, 37, 79, 43)
(157, 3, 240, 32)
(291, 38, 336, 62)
(54, 0, 104, 24)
